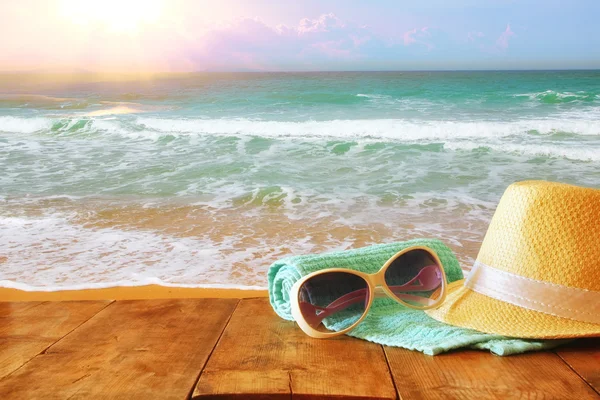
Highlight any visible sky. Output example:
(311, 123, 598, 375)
(0, 0, 599, 72)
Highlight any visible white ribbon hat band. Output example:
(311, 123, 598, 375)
(465, 261, 600, 325)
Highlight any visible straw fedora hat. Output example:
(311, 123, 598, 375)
(426, 180, 600, 338)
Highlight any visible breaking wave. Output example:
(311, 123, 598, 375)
(2, 115, 599, 140)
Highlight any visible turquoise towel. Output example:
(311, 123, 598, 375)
(268, 239, 568, 356)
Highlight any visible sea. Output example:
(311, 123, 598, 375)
(1, 70, 599, 291)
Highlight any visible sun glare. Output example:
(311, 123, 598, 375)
(60, 0, 164, 34)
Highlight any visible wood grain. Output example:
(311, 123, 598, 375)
(193, 297, 397, 400)
(556, 338, 600, 396)
(0, 300, 110, 380)
(0, 298, 238, 400)
(385, 347, 600, 399)
(3, 297, 597, 400)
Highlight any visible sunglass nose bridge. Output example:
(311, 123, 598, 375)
(373, 285, 388, 298)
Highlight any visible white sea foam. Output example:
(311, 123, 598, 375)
(0, 280, 267, 292)
(514, 90, 599, 102)
(2, 114, 599, 140)
(0, 191, 492, 290)
(356, 93, 390, 99)
(0, 214, 271, 289)
(0, 116, 52, 133)
(444, 141, 600, 162)
(136, 117, 600, 140)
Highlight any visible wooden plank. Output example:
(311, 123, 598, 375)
(0, 301, 43, 316)
(0, 300, 110, 380)
(193, 297, 397, 400)
(0, 298, 238, 399)
(385, 347, 600, 399)
(556, 338, 600, 396)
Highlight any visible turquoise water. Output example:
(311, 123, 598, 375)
(1, 71, 599, 289)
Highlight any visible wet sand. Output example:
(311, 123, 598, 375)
(0, 285, 268, 302)
(1, 197, 486, 290)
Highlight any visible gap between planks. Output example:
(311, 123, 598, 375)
(0, 300, 112, 381)
(193, 298, 397, 400)
(186, 299, 241, 400)
(0, 298, 239, 399)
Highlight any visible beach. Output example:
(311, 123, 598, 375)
(1, 71, 599, 296)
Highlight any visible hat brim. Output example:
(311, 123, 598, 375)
(426, 285, 600, 339)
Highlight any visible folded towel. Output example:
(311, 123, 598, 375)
(268, 239, 569, 356)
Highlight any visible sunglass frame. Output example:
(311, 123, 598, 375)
(290, 245, 449, 338)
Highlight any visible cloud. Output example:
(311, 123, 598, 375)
(298, 13, 345, 34)
(468, 24, 516, 55)
(186, 14, 377, 70)
(183, 17, 461, 71)
(403, 28, 418, 45)
(34, 12, 449, 72)
(496, 24, 515, 49)
(402, 26, 430, 46)
(403, 27, 432, 47)
(467, 31, 484, 42)
(8, 10, 450, 72)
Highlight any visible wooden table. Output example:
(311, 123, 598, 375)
(1, 298, 598, 399)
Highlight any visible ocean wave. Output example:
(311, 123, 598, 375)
(136, 117, 600, 139)
(514, 90, 599, 104)
(0, 116, 133, 136)
(2, 115, 599, 164)
(0, 193, 489, 289)
(0, 116, 53, 133)
(356, 93, 391, 99)
(0, 214, 265, 288)
(445, 141, 600, 162)
(2, 115, 599, 141)
(267, 92, 364, 105)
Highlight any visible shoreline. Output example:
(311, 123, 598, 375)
(0, 285, 268, 302)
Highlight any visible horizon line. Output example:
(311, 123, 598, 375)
(1, 68, 600, 75)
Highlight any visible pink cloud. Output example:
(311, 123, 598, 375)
(188, 13, 376, 70)
(403, 28, 418, 45)
(36, 12, 440, 72)
(403, 27, 433, 50)
(467, 31, 484, 42)
(298, 13, 345, 34)
(496, 24, 515, 49)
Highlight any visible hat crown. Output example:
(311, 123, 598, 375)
(477, 180, 600, 291)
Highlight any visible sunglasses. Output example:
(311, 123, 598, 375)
(290, 246, 448, 338)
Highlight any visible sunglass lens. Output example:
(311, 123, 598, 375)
(384, 249, 444, 308)
(297, 271, 369, 333)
